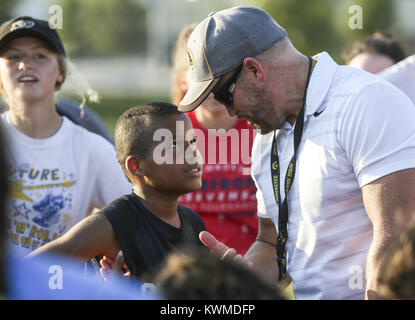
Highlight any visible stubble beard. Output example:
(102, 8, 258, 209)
(246, 92, 281, 135)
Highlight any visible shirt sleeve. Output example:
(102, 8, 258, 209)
(340, 81, 415, 187)
(255, 187, 269, 218)
(250, 133, 271, 219)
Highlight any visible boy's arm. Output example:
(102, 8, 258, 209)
(28, 214, 120, 262)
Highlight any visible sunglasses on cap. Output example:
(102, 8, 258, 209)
(213, 64, 243, 107)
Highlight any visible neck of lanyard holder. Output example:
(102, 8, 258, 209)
(272, 56, 314, 281)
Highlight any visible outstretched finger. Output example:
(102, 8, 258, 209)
(222, 248, 238, 260)
(199, 231, 230, 256)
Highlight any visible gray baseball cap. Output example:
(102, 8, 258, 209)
(178, 6, 286, 112)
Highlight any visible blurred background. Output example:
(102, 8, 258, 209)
(1, 0, 414, 133)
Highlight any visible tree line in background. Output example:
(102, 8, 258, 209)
(253, 0, 398, 61)
(0, 0, 19, 24)
(0, 0, 147, 57)
(56, 0, 147, 57)
(0, 0, 405, 63)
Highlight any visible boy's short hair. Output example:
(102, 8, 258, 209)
(114, 102, 183, 179)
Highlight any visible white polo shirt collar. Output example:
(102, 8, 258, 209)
(305, 52, 337, 118)
(280, 52, 337, 133)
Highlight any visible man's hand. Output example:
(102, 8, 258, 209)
(199, 231, 253, 267)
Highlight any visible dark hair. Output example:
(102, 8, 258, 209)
(376, 226, 415, 299)
(154, 247, 286, 300)
(114, 101, 183, 179)
(343, 32, 406, 64)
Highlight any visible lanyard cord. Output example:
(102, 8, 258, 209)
(271, 56, 315, 280)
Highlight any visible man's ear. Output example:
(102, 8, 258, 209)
(125, 155, 144, 177)
(243, 57, 266, 81)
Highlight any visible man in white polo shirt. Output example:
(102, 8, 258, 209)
(178, 6, 415, 300)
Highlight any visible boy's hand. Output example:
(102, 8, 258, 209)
(199, 231, 253, 267)
(99, 251, 131, 280)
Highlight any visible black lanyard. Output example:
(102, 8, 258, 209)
(271, 56, 315, 280)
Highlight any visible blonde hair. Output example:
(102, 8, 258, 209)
(170, 24, 197, 105)
(58, 58, 99, 117)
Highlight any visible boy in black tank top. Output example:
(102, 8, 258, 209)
(29, 102, 206, 282)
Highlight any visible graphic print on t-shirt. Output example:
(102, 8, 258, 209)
(7, 162, 76, 252)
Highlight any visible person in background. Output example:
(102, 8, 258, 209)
(344, 32, 415, 106)
(377, 54, 415, 105)
(343, 32, 406, 74)
(171, 24, 258, 255)
(55, 98, 114, 144)
(0, 16, 131, 255)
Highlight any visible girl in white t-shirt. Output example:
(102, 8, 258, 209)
(0, 16, 131, 255)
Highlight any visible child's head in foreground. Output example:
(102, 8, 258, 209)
(153, 247, 286, 300)
(114, 101, 202, 196)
